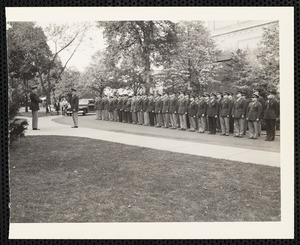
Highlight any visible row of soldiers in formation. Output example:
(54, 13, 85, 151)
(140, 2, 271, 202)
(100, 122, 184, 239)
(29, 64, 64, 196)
(94, 90, 279, 141)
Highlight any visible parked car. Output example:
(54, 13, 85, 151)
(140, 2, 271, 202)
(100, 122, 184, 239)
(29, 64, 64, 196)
(67, 99, 95, 116)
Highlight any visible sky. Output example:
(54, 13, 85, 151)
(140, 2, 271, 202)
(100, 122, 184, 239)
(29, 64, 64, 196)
(37, 22, 106, 72)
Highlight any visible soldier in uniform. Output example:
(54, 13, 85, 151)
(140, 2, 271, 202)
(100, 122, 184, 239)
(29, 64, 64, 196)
(95, 96, 101, 120)
(113, 95, 118, 122)
(147, 93, 155, 126)
(70, 88, 79, 128)
(29, 85, 42, 130)
(216, 92, 223, 132)
(197, 94, 208, 133)
(188, 94, 198, 132)
(117, 94, 123, 122)
(155, 94, 163, 127)
(253, 90, 265, 136)
(143, 94, 149, 126)
(108, 95, 114, 121)
(228, 92, 235, 133)
(169, 92, 178, 129)
(121, 94, 128, 123)
(125, 95, 132, 123)
(102, 95, 109, 121)
(219, 92, 232, 136)
(162, 92, 170, 128)
(131, 95, 137, 124)
(242, 92, 250, 135)
(232, 90, 247, 138)
(136, 94, 144, 125)
(264, 91, 279, 141)
(178, 92, 188, 131)
(98, 96, 103, 120)
(207, 93, 218, 134)
(246, 94, 262, 139)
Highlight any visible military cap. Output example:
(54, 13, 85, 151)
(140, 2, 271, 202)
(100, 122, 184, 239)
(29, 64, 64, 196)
(216, 91, 223, 95)
(157, 93, 162, 96)
(31, 85, 38, 90)
(236, 90, 242, 94)
(71, 88, 77, 92)
(205, 93, 211, 97)
(252, 94, 259, 98)
(190, 93, 196, 98)
(201, 94, 206, 97)
(149, 93, 154, 96)
(211, 92, 217, 97)
(267, 91, 277, 95)
(223, 92, 230, 96)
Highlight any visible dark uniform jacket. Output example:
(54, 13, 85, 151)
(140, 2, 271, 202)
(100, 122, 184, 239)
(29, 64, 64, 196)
(30, 92, 42, 111)
(188, 101, 198, 117)
(108, 99, 114, 112)
(116, 98, 123, 110)
(131, 99, 137, 112)
(98, 98, 104, 110)
(154, 98, 163, 113)
(207, 98, 218, 117)
(168, 98, 178, 114)
(125, 99, 131, 112)
(147, 99, 155, 112)
(121, 98, 128, 111)
(220, 99, 232, 117)
(247, 101, 262, 121)
(136, 98, 143, 112)
(197, 100, 208, 117)
(142, 98, 149, 112)
(216, 98, 223, 116)
(264, 98, 279, 119)
(232, 98, 247, 118)
(178, 98, 188, 115)
(95, 99, 100, 110)
(70, 94, 79, 112)
(162, 98, 170, 113)
(102, 98, 109, 110)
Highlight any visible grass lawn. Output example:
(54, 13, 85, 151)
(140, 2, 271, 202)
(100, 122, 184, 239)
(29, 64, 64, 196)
(9, 136, 280, 223)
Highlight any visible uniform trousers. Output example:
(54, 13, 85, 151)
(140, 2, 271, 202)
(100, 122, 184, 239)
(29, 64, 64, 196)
(248, 120, 259, 138)
(98, 110, 102, 119)
(149, 112, 155, 126)
(216, 116, 221, 131)
(186, 114, 190, 129)
(132, 112, 137, 123)
(144, 111, 149, 125)
(189, 116, 196, 130)
(113, 110, 118, 121)
(170, 113, 177, 128)
(257, 120, 261, 136)
(127, 111, 132, 123)
(137, 111, 144, 125)
(72, 112, 78, 126)
(122, 111, 126, 122)
(156, 113, 162, 126)
(220, 116, 230, 135)
(163, 113, 170, 127)
(229, 117, 234, 133)
(265, 119, 276, 140)
(179, 114, 187, 129)
(208, 116, 216, 134)
(109, 111, 114, 121)
(96, 110, 100, 119)
(32, 110, 38, 129)
(118, 110, 123, 122)
(103, 109, 109, 120)
(234, 118, 245, 136)
(198, 116, 206, 132)
(243, 118, 248, 135)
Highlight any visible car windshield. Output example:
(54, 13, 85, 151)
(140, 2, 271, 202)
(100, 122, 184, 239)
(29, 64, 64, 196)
(79, 99, 89, 104)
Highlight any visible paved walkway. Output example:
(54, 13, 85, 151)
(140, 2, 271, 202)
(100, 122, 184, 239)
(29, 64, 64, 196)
(20, 115, 280, 167)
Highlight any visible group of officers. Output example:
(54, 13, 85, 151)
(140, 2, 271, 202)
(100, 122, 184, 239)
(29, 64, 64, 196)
(94, 90, 279, 141)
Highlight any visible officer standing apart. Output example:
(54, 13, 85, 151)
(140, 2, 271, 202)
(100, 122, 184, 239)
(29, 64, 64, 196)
(264, 91, 279, 141)
(30, 85, 42, 130)
(71, 88, 79, 128)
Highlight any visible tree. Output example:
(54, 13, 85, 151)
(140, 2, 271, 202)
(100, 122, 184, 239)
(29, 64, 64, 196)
(167, 21, 220, 95)
(98, 21, 177, 92)
(255, 22, 279, 94)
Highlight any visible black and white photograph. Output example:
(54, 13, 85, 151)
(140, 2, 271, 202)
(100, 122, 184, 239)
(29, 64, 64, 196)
(6, 7, 294, 239)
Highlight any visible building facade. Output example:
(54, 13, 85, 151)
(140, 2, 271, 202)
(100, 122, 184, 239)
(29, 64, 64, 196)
(205, 20, 278, 51)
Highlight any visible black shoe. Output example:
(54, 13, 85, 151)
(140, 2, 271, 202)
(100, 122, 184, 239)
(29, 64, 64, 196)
(234, 135, 239, 137)
(238, 135, 243, 138)
(220, 134, 226, 136)
(265, 138, 270, 141)
(71, 126, 78, 128)
(32, 128, 40, 130)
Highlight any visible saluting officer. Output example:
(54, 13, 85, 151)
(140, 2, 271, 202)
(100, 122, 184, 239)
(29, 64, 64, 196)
(70, 88, 79, 128)
(197, 94, 208, 133)
(219, 92, 232, 136)
(29, 85, 42, 130)
(207, 92, 218, 134)
(246, 93, 262, 139)
(232, 90, 247, 138)
(264, 91, 279, 141)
